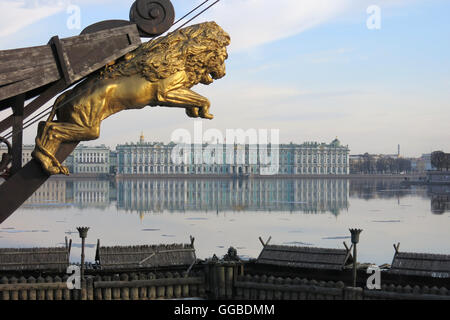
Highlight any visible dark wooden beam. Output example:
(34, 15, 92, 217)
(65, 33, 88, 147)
(0, 24, 140, 103)
(0, 142, 78, 224)
(0, 80, 66, 134)
(11, 94, 24, 175)
(0, 24, 142, 223)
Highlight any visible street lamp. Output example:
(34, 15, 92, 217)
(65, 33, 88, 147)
(77, 226, 89, 286)
(349, 228, 362, 287)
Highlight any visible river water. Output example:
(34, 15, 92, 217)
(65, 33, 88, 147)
(1, 178, 449, 265)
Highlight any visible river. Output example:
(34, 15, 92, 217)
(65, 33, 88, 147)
(1, 178, 449, 265)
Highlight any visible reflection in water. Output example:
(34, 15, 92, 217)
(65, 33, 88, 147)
(349, 179, 428, 200)
(21, 178, 449, 215)
(23, 179, 112, 210)
(349, 179, 450, 214)
(71, 180, 111, 209)
(428, 185, 450, 215)
(7, 178, 450, 264)
(117, 179, 349, 216)
(22, 178, 350, 215)
(24, 180, 67, 207)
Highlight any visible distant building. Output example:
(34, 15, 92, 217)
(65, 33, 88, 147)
(0, 144, 33, 167)
(115, 136, 350, 176)
(72, 144, 110, 174)
(116, 139, 176, 175)
(1, 137, 350, 176)
(409, 154, 434, 174)
(280, 139, 350, 175)
(0, 144, 101, 174)
(109, 151, 117, 174)
(422, 154, 434, 171)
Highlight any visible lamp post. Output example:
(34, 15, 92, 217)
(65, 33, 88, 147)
(349, 228, 362, 287)
(77, 227, 89, 287)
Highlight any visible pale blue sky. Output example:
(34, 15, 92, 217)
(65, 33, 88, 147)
(0, 0, 449, 157)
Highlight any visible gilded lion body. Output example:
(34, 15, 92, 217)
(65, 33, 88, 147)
(32, 21, 230, 175)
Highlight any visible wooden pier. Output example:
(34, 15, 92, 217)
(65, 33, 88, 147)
(1, 239, 450, 300)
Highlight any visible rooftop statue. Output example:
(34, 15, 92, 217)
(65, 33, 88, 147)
(32, 21, 230, 175)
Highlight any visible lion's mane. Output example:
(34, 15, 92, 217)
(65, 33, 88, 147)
(99, 21, 230, 83)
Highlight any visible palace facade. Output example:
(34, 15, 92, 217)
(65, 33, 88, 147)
(70, 144, 111, 174)
(116, 136, 350, 176)
(1, 137, 349, 176)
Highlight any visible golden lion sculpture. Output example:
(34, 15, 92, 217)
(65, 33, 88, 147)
(32, 21, 230, 175)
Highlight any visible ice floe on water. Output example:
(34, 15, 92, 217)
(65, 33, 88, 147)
(322, 236, 351, 240)
(0, 229, 49, 233)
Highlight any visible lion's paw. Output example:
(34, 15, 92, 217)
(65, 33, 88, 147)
(186, 108, 199, 118)
(200, 111, 214, 120)
(59, 166, 70, 176)
(46, 165, 63, 175)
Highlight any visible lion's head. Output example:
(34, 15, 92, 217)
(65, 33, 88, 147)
(100, 21, 230, 86)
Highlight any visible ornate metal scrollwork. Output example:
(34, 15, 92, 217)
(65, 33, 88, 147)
(81, 0, 175, 38)
(130, 0, 175, 37)
(0, 136, 12, 179)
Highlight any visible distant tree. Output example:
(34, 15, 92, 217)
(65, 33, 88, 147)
(431, 151, 446, 171)
(351, 154, 412, 174)
(350, 159, 361, 174)
(376, 158, 388, 174)
(397, 158, 411, 173)
(361, 153, 376, 174)
(385, 157, 395, 173)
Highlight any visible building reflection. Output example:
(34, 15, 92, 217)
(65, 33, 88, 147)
(23, 179, 111, 209)
(349, 179, 421, 200)
(428, 185, 450, 215)
(21, 178, 448, 216)
(116, 178, 349, 216)
(23, 180, 67, 208)
(71, 180, 111, 209)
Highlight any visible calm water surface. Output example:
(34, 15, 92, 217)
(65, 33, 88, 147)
(1, 178, 449, 265)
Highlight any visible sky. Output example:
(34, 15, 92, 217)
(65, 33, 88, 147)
(0, 0, 449, 157)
